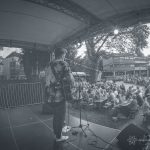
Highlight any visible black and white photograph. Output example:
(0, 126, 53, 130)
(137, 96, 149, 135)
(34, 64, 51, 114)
(0, 0, 150, 150)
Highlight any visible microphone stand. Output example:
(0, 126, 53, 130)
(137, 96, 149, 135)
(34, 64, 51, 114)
(63, 73, 95, 138)
(71, 76, 89, 137)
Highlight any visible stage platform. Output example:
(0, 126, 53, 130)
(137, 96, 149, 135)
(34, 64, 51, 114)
(0, 104, 121, 150)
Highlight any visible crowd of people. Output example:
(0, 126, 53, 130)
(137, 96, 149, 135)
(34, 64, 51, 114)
(71, 80, 150, 128)
(44, 45, 150, 143)
(124, 75, 150, 86)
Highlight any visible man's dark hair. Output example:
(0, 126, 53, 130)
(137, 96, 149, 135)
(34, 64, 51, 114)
(54, 47, 67, 59)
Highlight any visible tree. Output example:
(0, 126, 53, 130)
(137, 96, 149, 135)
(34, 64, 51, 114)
(106, 24, 149, 55)
(85, 23, 150, 82)
(65, 43, 85, 72)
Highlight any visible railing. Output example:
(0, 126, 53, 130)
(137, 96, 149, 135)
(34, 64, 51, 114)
(0, 82, 44, 108)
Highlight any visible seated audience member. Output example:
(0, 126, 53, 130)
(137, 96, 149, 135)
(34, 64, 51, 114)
(72, 88, 77, 100)
(95, 88, 100, 100)
(99, 90, 109, 107)
(126, 95, 138, 113)
(106, 90, 115, 106)
(112, 95, 138, 120)
(143, 96, 150, 128)
(109, 90, 116, 101)
(144, 85, 150, 98)
(126, 86, 132, 99)
(120, 83, 126, 92)
(136, 90, 143, 107)
(116, 93, 125, 104)
(87, 89, 94, 103)
(114, 88, 118, 98)
(113, 94, 120, 107)
(103, 89, 108, 100)
(91, 88, 96, 99)
(82, 88, 89, 103)
(143, 97, 150, 115)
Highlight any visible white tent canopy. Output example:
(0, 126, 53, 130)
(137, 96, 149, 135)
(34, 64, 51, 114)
(0, 0, 150, 51)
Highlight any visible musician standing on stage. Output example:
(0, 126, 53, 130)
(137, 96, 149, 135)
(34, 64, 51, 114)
(45, 47, 74, 142)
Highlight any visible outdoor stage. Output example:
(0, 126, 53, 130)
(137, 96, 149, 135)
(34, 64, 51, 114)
(0, 104, 121, 150)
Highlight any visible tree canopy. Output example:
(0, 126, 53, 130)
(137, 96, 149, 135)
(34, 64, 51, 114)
(69, 23, 150, 82)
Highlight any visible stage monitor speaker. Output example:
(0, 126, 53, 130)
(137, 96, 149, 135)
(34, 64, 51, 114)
(117, 124, 149, 150)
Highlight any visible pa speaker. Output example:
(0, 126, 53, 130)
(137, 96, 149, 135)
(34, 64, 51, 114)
(117, 124, 149, 150)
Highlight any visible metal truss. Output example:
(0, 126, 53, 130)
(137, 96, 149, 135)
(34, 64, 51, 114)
(23, 0, 100, 25)
(56, 7, 150, 48)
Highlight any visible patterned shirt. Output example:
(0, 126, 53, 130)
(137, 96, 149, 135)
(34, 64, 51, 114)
(45, 60, 74, 103)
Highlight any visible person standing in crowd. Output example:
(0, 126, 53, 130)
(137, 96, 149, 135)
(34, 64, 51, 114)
(45, 47, 74, 142)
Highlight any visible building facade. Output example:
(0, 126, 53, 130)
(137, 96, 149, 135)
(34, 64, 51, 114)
(3, 52, 26, 80)
(103, 54, 150, 79)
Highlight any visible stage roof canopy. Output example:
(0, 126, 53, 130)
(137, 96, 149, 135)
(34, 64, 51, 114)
(1, 0, 150, 51)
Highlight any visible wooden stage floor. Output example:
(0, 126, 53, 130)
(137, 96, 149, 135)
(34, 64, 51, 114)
(0, 104, 120, 150)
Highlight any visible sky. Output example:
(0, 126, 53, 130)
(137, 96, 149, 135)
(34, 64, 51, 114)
(0, 47, 22, 58)
(142, 35, 150, 56)
(143, 47, 150, 56)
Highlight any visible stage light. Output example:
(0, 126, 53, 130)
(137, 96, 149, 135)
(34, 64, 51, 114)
(114, 29, 119, 35)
